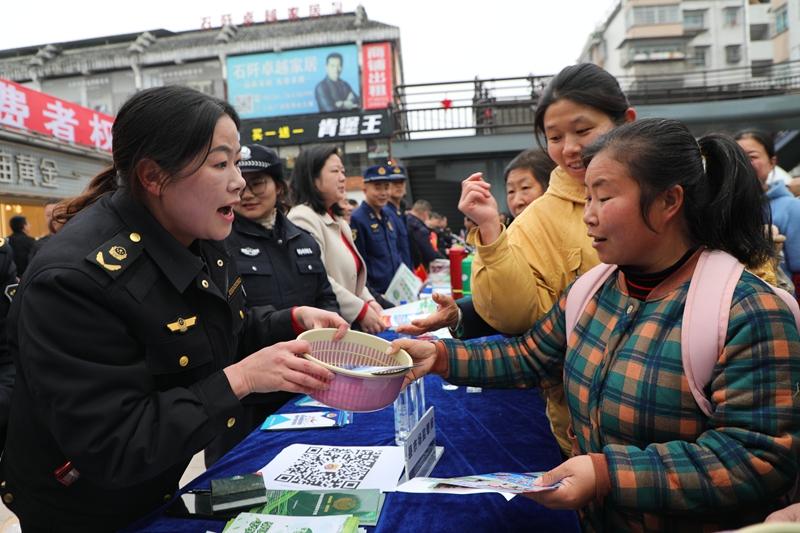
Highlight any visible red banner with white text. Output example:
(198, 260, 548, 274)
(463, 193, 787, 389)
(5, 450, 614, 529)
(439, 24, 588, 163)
(362, 43, 393, 110)
(0, 77, 114, 152)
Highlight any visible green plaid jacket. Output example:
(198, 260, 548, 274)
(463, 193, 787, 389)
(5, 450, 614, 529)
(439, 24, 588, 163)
(443, 267, 800, 532)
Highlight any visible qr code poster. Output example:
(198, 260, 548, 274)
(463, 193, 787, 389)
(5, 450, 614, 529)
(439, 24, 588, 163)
(258, 444, 406, 493)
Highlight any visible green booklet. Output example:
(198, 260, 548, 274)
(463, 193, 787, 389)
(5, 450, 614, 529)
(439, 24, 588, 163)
(249, 488, 385, 527)
(222, 513, 359, 533)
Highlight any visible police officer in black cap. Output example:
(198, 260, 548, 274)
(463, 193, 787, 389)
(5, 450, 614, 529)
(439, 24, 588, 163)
(350, 165, 403, 297)
(204, 144, 340, 467)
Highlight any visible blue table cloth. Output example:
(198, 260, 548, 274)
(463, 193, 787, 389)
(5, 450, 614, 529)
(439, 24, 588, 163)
(122, 373, 580, 533)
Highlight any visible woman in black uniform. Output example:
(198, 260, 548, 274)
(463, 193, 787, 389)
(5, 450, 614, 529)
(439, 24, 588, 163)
(203, 144, 341, 467)
(0, 85, 347, 533)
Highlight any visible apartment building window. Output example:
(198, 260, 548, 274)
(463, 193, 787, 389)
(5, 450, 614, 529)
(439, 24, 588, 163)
(629, 4, 680, 27)
(725, 44, 741, 63)
(683, 10, 706, 30)
(690, 46, 709, 67)
(750, 23, 770, 41)
(776, 5, 788, 34)
(724, 7, 740, 26)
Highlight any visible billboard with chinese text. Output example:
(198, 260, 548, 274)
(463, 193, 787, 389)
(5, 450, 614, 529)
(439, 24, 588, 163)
(227, 45, 360, 119)
(362, 43, 393, 110)
(241, 109, 392, 147)
(0, 78, 114, 152)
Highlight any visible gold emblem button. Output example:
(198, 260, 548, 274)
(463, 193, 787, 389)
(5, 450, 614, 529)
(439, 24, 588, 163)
(239, 310, 244, 319)
(217, 259, 223, 267)
(0, 481, 5, 489)
(179, 356, 189, 367)
(201, 280, 209, 289)
(227, 417, 236, 428)
(163, 493, 172, 502)
(3, 494, 12, 504)
(129, 233, 141, 243)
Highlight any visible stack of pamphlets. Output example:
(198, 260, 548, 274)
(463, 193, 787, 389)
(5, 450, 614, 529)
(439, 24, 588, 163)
(427, 472, 561, 493)
(222, 513, 359, 533)
(260, 411, 350, 431)
(210, 473, 268, 512)
(249, 488, 385, 526)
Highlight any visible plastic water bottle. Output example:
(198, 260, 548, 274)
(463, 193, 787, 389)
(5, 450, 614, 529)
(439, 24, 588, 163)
(393, 380, 424, 445)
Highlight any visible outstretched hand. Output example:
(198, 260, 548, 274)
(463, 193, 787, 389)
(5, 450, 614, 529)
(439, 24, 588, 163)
(225, 340, 336, 399)
(386, 338, 439, 388)
(521, 455, 596, 510)
(395, 292, 459, 335)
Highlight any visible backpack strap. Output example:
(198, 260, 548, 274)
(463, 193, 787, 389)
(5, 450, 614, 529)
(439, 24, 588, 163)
(681, 249, 744, 417)
(565, 263, 618, 342)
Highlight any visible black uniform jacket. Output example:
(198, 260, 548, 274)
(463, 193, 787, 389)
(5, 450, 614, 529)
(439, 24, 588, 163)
(0, 188, 296, 533)
(232, 211, 339, 314)
(0, 238, 16, 457)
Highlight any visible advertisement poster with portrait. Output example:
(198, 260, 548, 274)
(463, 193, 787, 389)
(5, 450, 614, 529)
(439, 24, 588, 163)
(227, 44, 360, 119)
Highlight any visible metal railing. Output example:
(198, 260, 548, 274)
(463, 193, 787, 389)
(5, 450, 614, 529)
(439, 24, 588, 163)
(392, 60, 800, 138)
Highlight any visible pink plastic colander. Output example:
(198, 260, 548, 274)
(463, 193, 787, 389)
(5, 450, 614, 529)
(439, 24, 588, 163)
(298, 329, 412, 412)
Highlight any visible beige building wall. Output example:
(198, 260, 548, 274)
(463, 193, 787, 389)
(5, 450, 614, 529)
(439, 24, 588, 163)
(627, 22, 684, 38)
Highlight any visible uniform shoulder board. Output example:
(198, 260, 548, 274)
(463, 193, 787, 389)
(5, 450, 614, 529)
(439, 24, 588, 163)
(4, 283, 17, 302)
(85, 231, 143, 279)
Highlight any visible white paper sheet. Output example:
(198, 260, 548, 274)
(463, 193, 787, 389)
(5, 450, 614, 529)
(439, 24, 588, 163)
(258, 444, 406, 493)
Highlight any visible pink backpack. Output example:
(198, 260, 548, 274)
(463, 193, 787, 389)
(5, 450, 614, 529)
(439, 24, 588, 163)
(565, 249, 800, 417)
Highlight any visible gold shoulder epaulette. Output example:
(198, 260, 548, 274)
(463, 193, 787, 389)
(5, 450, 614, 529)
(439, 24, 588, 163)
(85, 231, 143, 279)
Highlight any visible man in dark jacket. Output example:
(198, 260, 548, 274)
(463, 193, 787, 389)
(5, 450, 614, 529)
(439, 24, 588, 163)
(404, 200, 439, 272)
(7, 215, 35, 278)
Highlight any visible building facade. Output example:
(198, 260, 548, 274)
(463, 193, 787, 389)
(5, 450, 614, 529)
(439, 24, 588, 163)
(0, 6, 403, 202)
(579, 0, 773, 89)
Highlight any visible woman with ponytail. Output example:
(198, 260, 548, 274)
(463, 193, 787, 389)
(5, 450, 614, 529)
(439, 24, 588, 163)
(388, 118, 800, 532)
(1, 85, 346, 533)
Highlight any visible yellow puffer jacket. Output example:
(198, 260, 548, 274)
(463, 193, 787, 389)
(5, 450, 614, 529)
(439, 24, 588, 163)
(468, 166, 599, 456)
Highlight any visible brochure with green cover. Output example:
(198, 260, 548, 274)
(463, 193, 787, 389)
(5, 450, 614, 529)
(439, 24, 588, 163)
(222, 513, 359, 533)
(249, 488, 385, 526)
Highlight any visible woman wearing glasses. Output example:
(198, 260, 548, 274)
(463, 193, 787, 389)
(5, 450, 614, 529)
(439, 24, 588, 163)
(203, 144, 341, 467)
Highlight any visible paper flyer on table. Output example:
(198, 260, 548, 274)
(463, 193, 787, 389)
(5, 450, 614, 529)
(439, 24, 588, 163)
(395, 476, 516, 501)
(258, 444, 405, 493)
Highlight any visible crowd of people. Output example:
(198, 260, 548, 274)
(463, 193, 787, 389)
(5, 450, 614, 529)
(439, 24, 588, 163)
(0, 62, 798, 533)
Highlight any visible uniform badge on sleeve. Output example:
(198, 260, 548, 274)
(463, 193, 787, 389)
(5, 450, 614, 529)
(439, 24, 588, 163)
(351, 229, 357, 242)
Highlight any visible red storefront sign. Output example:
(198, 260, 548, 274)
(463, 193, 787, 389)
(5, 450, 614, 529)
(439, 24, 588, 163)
(362, 42, 392, 110)
(0, 78, 114, 152)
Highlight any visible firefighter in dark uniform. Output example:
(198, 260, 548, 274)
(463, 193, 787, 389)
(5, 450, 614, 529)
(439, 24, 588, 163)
(350, 165, 403, 296)
(385, 165, 414, 271)
(204, 144, 341, 467)
(0, 238, 16, 458)
(0, 86, 346, 533)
